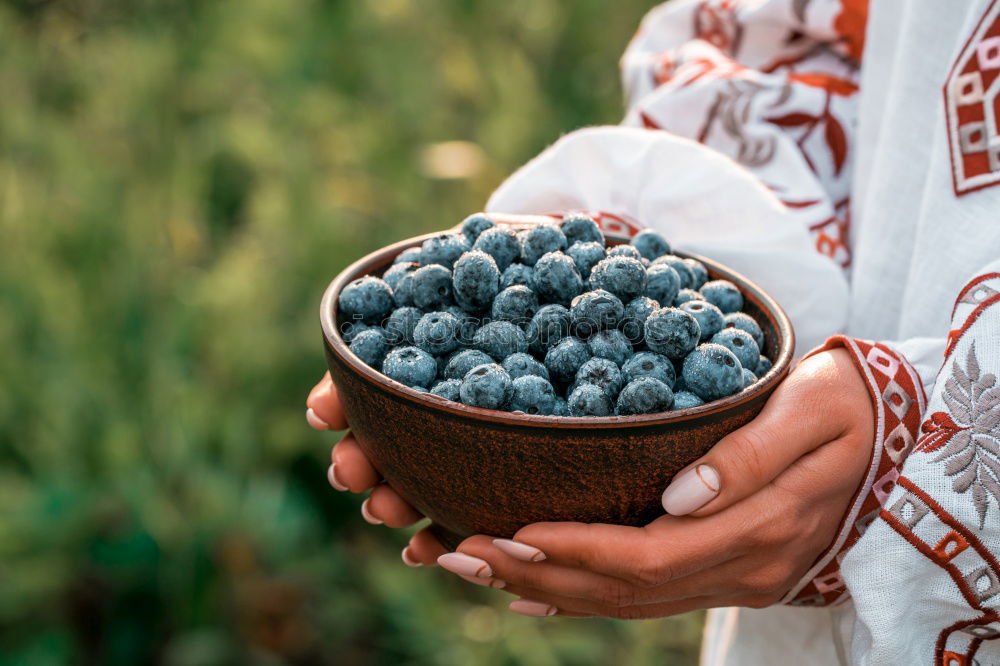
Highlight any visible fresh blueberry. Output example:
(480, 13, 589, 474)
(383, 345, 438, 388)
(491, 285, 539, 327)
(756, 354, 773, 376)
(560, 213, 605, 247)
(544, 336, 591, 383)
(588, 329, 632, 368)
(349, 328, 390, 369)
(672, 391, 704, 410)
(410, 264, 454, 311)
(700, 279, 743, 314)
(679, 299, 725, 340)
(672, 372, 688, 393)
(723, 312, 764, 350)
(575, 357, 624, 398)
(459, 363, 513, 410)
(394, 247, 422, 264)
(393, 272, 416, 307)
(621, 296, 659, 344)
(500, 262, 535, 290)
(589, 256, 647, 302)
(519, 224, 567, 266)
(420, 233, 470, 269)
(645, 263, 681, 306)
(472, 226, 521, 271)
(526, 304, 572, 355)
(710, 327, 760, 371)
(644, 307, 701, 359)
(533, 251, 583, 306)
(444, 349, 494, 380)
(451, 250, 499, 313)
(566, 241, 606, 279)
(567, 383, 612, 416)
(630, 229, 671, 260)
(430, 379, 462, 402)
(413, 311, 461, 356)
(385, 306, 423, 345)
(502, 352, 550, 381)
(742, 368, 758, 389)
(682, 343, 744, 401)
(622, 351, 676, 388)
(508, 375, 557, 415)
(673, 288, 701, 306)
(445, 305, 480, 346)
(607, 245, 642, 260)
(651, 255, 694, 290)
(615, 377, 674, 415)
(339, 276, 394, 323)
(473, 320, 528, 360)
(460, 213, 495, 244)
(552, 396, 569, 416)
(341, 321, 380, 344)
(382, 261, 420, 291)
(570, 289, 624, 337)
(683, 258, 709, 289)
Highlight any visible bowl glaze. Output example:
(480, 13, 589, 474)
(321, 214, 794, 550)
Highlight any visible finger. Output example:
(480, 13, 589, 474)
(506, 589, 716, 620)
(307, 379, 348, 431)
(331, 433, 381, 492)
(308, 372, 331, 403)
(365, 483, 424, 528)
(405, 526, 447, 566)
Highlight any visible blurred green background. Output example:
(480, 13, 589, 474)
(0, 0, 704, 663)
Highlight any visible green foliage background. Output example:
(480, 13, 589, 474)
(0, 0, 703, 663)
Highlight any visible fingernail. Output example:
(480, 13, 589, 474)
(661, 464, 720, 516)
(492, 539, 546, 562)
(509, 599, 557, 617)
(459, 574, 506, 589)
(361, 498, 383, 525)
(327, 464, 348, 492)
(437, 552, 493, 578)
(306, 407, 330, 430)
(402, 547, 422, 568)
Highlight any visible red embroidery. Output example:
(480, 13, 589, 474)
(833, 0, 868, 63)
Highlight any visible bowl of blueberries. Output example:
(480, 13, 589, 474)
(320, 213, 793, 549)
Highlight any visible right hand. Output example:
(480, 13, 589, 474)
(307, 372, 446, 567)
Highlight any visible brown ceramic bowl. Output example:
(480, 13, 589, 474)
(321, 214, 793, 550)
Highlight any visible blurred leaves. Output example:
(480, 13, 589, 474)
(0, 0, 703, 664)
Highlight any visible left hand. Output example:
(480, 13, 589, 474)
(435, 348, 874, 618)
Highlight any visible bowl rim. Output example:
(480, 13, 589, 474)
(320, 216, 794, 429)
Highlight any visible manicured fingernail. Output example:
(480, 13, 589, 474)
(306, 408, 330, 430)
(509, 599, 557, 617)
(401, 547, 422, 567)
(437, 552, 493, 578)
(327, 464, 348, 491)
(661, 464, 720, 516)
(361, 498, 383, 525)
(459, 574, 506, 589)
(492, 539, 546, 562)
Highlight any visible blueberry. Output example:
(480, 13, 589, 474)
(570, 289, 624, 337)
(473, 226, 521, 271)
(644, 307, 701, 359)
(452, 250, 499, 313)
(630, 229, 671, 260)
(526, 304, 572, 355)
(459, 363, 513, 410)
(500, 263, 534, 290)
(519, 224, 567, 266)
(382, 261, 420, 291)
(339, 276, 394, 323)
(679, 300, 725, 340)
(645, 263, 681, 306)
(682, 343, 744, 401)
(589, 256, 647, 302)
(413, 311, 461, 356)
(349, 328, 390, 369)
(430, 379, 462, 401)
(622, 296, 659, 344)
(651, 255, 694, 289)
(491, 285, 539, 327)
(710, 327, 760, 371)
(552, 396, 569, 416)
(560, 213, 605, 246)
(383, 345, 437, 388)
(393, 273, 416, 307)
(622, 351, 676, 388)
(673, 288, 701, 306)
(672, 372, 688, 393)
(385, 306, 423, 345)
(756, 354, 773, 376)
(473, 320, 528, 360)
(502, 352, 550, 381)
(566, 241, 606, 279)
(742, 368, 758, 389)
(410, 264, 454, 311)
(508, 375, 557, 415)
(588, 329, 632, 368)
(533, 251, 583, 305)
(544, 336, 591, 383)
(567, 383, 612, 416)
(615, 377, 674, 415)
(444, 349, 494, 380)
(460, 213, 495, 244)
(700, 279, 743, 314)
(575, 357, 624, 398)
(444, 305, 481, 345)
(394, 247, 422, 264)
(607, 245, 642, 260)
(683, 258, 709, 289)
(723, 312, 764, 350)
(341, 321, 380, 344)
(420, 233, 470, 269)
(672, 391, 704, 410)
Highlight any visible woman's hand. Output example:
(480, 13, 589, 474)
(307, 373, 446, 566)
(434, 349, 875, 617)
